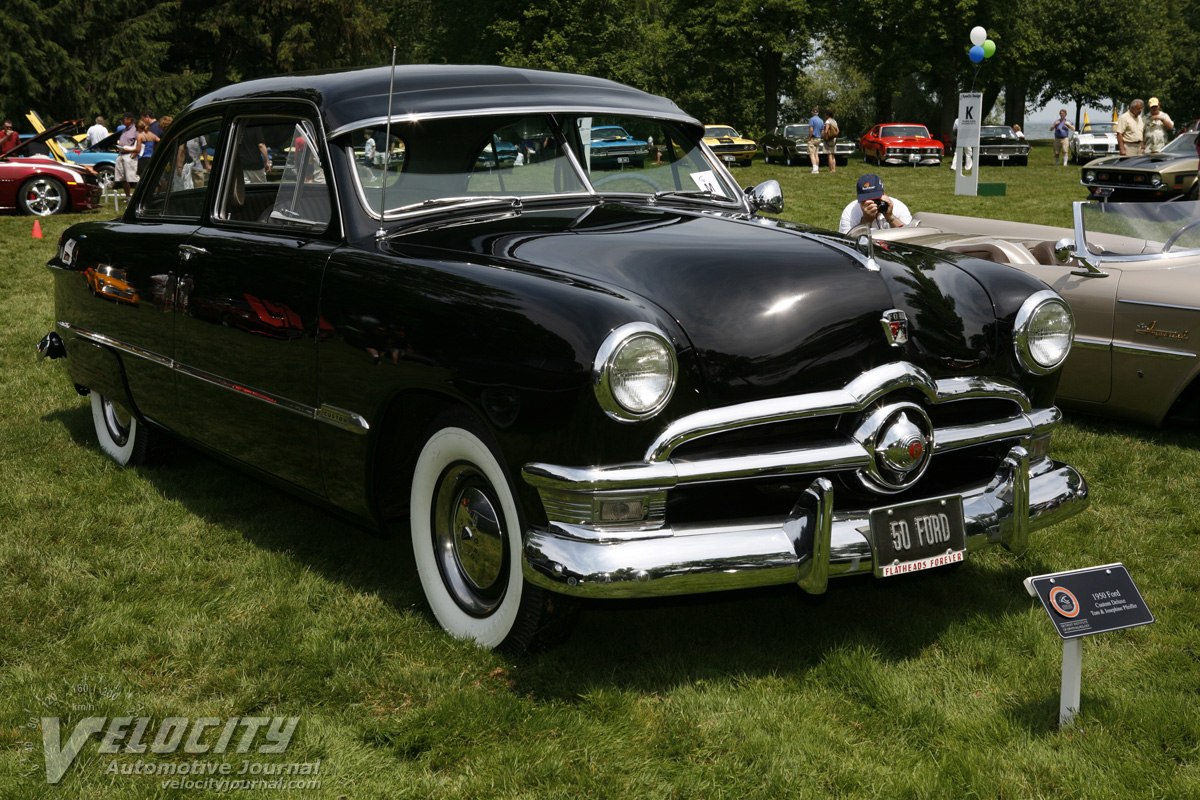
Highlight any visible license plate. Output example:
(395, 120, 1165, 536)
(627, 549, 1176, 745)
(723, 155, 736, 162)
(1093, 187, 1114, 198)
(998, 154, 1010, 161)
(617, 156, 630, 164)
(870, 495, 966, 577)
(909, 154, 921, 162)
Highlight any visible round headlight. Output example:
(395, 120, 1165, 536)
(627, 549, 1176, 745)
(1150, 174, 1162, 187)
(1084, 170, 1095, 182)
(1014, 290, 1074, 375)
(594, 324, 677, 421)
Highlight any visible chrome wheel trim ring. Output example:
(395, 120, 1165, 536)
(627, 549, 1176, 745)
(431, 463, 510, 617)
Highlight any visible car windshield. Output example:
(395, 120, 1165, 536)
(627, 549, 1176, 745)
(1082, 123, 1116, 134)
(881, 126, 930, 139)
(1160, 132, 1197, 154)
(981, 127, 1015, 139)
(784, 125, 805, 138)
(705, 127, 739, 138)
(347, 113, 740, 219)
(1078, 200, 1200, 256)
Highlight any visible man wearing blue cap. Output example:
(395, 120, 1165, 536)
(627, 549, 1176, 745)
(838, 174, 912, 233)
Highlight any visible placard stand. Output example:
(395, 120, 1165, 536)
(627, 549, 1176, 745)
(1059, 638, 1082, 726)
(1024, 563, 1154, 729)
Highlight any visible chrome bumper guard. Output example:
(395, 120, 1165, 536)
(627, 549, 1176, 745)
(522, 449, 1088, 598)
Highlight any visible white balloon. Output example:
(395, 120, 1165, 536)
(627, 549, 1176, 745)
(970, 26, 987, 46)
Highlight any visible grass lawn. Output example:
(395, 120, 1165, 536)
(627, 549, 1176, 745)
(2, 148, 1199, 799)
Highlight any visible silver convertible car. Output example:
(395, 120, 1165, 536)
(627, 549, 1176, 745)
(876, 200, 1200, 426)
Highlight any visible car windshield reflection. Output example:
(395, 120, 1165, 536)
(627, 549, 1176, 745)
(347, 113, 739, 219)
(1079, 200, 1200, 256)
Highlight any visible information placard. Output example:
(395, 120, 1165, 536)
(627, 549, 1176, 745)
(1025, 563, 1154, 639)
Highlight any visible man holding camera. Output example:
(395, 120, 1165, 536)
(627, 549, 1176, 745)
(838, 174, 911, 233)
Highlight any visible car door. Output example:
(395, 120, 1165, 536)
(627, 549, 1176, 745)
(171, 110, 338, 494)
(73, 115, 226, 430)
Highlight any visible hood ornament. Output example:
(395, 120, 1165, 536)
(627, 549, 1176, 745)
(880, 309, 909, 347)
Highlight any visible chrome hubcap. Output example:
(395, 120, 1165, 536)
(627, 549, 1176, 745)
(26, 179, 63, 216)
(102, 396, 131, 447)
(432, 463, 508, 616)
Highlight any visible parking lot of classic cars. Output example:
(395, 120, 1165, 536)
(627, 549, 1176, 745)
(38, 65, 1089, 652)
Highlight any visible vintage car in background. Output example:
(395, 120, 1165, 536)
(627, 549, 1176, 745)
(860, 124, 944, 166)
(1070, 122, 1120, 164)
(1080, 132, 1197, 201)
(977, 125, 1030, 165)
(38, 65, 1088, 652)
(875, 200, 1200, 426)
(1, 125, 102, 216)
(702, 125, 757, 167)
(56, 132, 120, 189)
(759, 123, 854, 166)
(587, 124, 649, 168)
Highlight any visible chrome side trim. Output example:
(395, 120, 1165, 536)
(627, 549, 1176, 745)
(1071, 337, 1109, 350)
(1112, 342, 1196, 359)
(58, 322, 368, 432)
(523, 455, 1088, 599)
(1118, 298, 1200, 312)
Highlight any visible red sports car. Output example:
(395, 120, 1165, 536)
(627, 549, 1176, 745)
(859, 123, 944, 167)
(1, 122, 103, 216)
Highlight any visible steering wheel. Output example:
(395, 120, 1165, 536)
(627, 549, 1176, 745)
(1162, 218, 1200, 252)
(591, 172, 662, 192)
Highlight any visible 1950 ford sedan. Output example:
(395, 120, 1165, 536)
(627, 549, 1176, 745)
(39, 65, 1088, 652)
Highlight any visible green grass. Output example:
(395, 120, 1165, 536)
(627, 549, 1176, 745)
(2, 157, 1199, 799)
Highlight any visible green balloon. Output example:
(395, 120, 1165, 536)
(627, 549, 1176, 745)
(983, 39, 997, 58)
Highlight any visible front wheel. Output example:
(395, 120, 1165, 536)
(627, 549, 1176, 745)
(409, 410, 574, 652)
(18, 176, 67, 216)
(90, 392, 166, 466)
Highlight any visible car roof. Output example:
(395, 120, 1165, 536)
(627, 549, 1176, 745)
(183, 65, 700, 139)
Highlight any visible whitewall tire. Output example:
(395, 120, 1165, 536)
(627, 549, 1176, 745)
(90, 392, 162, 466)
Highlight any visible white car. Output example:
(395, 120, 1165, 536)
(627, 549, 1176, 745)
(1071, 122, 1120, 164)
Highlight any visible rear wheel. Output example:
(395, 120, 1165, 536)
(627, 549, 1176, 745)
(18, 176, 67, 216)
(409, 409, 574, 652)
(90, 392, 167, 466)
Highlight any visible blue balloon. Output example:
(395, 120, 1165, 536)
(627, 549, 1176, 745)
(969, 45, 985, 63)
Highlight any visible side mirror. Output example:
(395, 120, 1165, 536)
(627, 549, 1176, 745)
(1055, 236, 1109, 277)
(747, 180, 783, 214)
(1053, 237, 1076, 263)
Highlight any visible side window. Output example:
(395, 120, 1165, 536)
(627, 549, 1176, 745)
(216, 116, 331, 231)
(138, 118, 222, 220)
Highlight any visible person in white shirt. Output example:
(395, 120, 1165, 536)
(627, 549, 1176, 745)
(838, 173, 912, 234)
(84, 116, 109, 148)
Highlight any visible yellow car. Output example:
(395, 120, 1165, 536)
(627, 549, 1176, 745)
(703, 125, 757, 167)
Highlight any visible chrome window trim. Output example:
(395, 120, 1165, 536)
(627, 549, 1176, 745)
(1071, 199, 1200, 262)
(58, 322, 369, 433)
(326, 107, 701, 140)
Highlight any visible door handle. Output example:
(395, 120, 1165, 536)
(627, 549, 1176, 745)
(179, 244, 208, 261)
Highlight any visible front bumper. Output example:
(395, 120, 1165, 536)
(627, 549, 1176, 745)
(883, 150, 941, 166)
(523, 450, 1086, 597)
(521, 361, 1089, 598)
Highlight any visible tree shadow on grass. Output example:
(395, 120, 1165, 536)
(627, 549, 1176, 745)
(45, 403, 1065, 703)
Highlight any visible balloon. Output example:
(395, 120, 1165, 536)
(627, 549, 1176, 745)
(970, 26, 987, 46)
(983, 39, 996, 58)
(969, 45, 985, 63)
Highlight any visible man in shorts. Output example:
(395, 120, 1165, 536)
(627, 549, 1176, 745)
(807, 107, 825, 174)
(1116, 100, 1144, 156)
(113, 113, 140, 197)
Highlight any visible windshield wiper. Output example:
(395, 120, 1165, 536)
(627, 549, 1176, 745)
(391, 195, 523, 214)
(652, 189, 730, 203)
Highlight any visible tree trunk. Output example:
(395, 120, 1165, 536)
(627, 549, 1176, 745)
(1004, 82, 1027, 128)
(761, 51, 781, 131)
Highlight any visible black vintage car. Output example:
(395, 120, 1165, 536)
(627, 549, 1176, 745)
(977, 125, 1030, 166)
(39, 66, 1088, 652)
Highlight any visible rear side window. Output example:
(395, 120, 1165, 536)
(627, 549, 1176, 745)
(215, 116, 331, 232)
(138, 118, 222, 220)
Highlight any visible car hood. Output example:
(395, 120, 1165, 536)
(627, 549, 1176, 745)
(1, 119, 78, 161)
(703, 136, 755, 146)
(1088, 151, 1196, 169)
(387, 204, 1006, 405)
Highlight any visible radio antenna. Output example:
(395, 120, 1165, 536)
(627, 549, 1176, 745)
(376, 46, 398, 240)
